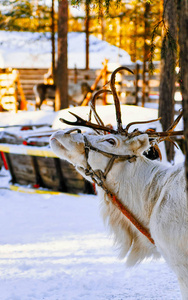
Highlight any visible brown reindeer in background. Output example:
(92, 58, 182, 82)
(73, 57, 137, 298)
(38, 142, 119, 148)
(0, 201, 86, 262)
(33, 82, 92, 110)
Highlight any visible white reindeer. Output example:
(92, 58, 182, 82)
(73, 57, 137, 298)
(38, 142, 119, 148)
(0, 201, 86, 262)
(50, 67, 187, 299)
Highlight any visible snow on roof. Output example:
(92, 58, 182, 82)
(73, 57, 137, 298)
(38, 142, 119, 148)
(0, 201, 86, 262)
(0, 31, 132, 69)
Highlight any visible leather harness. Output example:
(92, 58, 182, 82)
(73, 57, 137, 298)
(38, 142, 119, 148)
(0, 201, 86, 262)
(80, 135, 155, 245)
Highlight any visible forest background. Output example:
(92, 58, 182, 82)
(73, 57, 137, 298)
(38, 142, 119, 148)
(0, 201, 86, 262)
(0, 0, 188, 172)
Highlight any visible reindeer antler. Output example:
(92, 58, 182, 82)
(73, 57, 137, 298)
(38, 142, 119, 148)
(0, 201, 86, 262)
(155, 110, 184, 142)
(60, 66, 184, 144)
(125, 117, 162, 132)
(145, 110, 184, 140)
(88, 89, 112, 126)
(61, 66, 135, 135)
(60, 89, 114, 134)
(110, 66, 134, 133)
(60, 112, 117, 134)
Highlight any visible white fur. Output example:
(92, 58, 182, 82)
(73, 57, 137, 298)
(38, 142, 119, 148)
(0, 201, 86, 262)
(50, 129, 188, 299)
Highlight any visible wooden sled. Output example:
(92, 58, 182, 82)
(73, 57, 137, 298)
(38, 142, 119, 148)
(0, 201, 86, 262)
(0, 129, 94, 195)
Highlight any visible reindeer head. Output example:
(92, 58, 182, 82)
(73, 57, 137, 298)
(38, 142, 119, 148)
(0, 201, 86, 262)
(50, 127, 151, 179)
(50, 66, 183, 180)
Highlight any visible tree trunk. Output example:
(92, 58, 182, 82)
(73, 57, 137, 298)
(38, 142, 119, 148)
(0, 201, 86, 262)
(85, 1, 90, 70)
(55, 0, 68, 111)
(51, 0, 56, 84)
(142, 2, 150, 107)
(159, 0, 177, 162)
(179, 0, 188, 193)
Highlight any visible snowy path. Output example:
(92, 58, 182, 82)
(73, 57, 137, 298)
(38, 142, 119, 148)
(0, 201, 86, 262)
(0, 173, 181, 300)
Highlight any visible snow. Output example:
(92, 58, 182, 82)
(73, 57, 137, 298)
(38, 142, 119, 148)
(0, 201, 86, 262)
(0, 171, 182, 300)
(0, 110, 57, 127)
(0, 106, 184, 299)
(52, 105, 160, 130)
(0, 31, 132, 69)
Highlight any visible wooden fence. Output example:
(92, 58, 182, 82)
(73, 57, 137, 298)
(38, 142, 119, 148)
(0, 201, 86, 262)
(17, 64, 159, 104)
(1, 63, 182, 113)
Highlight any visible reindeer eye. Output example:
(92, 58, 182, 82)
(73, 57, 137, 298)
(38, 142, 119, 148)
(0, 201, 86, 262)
(105, 138, 116, 146)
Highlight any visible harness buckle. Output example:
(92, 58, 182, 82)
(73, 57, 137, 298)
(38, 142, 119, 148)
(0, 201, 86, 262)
(85, 169, 94, 176)
(128, 156, 137, 163)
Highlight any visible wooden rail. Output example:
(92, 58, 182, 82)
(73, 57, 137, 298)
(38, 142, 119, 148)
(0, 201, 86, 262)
(13, 64, 182, 114)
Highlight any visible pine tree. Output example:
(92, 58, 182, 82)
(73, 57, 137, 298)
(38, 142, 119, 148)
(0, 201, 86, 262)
(0, 0, 52, 31)
(179, 0, 188, 193)
(55, 0, 68, 110)
(159, 0, 177, 162)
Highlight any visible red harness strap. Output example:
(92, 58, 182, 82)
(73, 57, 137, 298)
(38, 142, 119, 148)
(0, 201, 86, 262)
(109, 193, 155, 245)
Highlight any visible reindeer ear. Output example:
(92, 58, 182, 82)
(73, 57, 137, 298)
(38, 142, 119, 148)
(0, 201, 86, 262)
(129, 134, 150, 155)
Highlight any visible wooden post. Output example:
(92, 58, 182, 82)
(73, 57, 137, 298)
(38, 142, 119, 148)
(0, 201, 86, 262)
(74, 65, 78, 84)
(102, 59, 108, 105)
(4, 153, 17, 184)
(16, 71, 27, 110)
(142, 62, 146, 107)
(51, 0, 56, 84)
(85, 1, 90, 70)
(135, 63, 140, 105)
(81, 63, 106, 106)
(14, 79, 18, 113)
(142, 2, 150, 107)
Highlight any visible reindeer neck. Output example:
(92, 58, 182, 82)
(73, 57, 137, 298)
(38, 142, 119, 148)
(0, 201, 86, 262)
(93, 156, 157, 245)
(104, 156, 169, 225)
(82, 134, 169, 242)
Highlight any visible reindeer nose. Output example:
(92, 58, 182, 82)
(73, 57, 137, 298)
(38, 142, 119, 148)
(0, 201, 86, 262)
(50, 130, 64, 142)
(50, 128, 82, 144)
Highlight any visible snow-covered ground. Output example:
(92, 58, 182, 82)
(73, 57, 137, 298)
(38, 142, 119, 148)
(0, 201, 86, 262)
(0, 106, 185, 299)
(0, 171, 182, 300)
